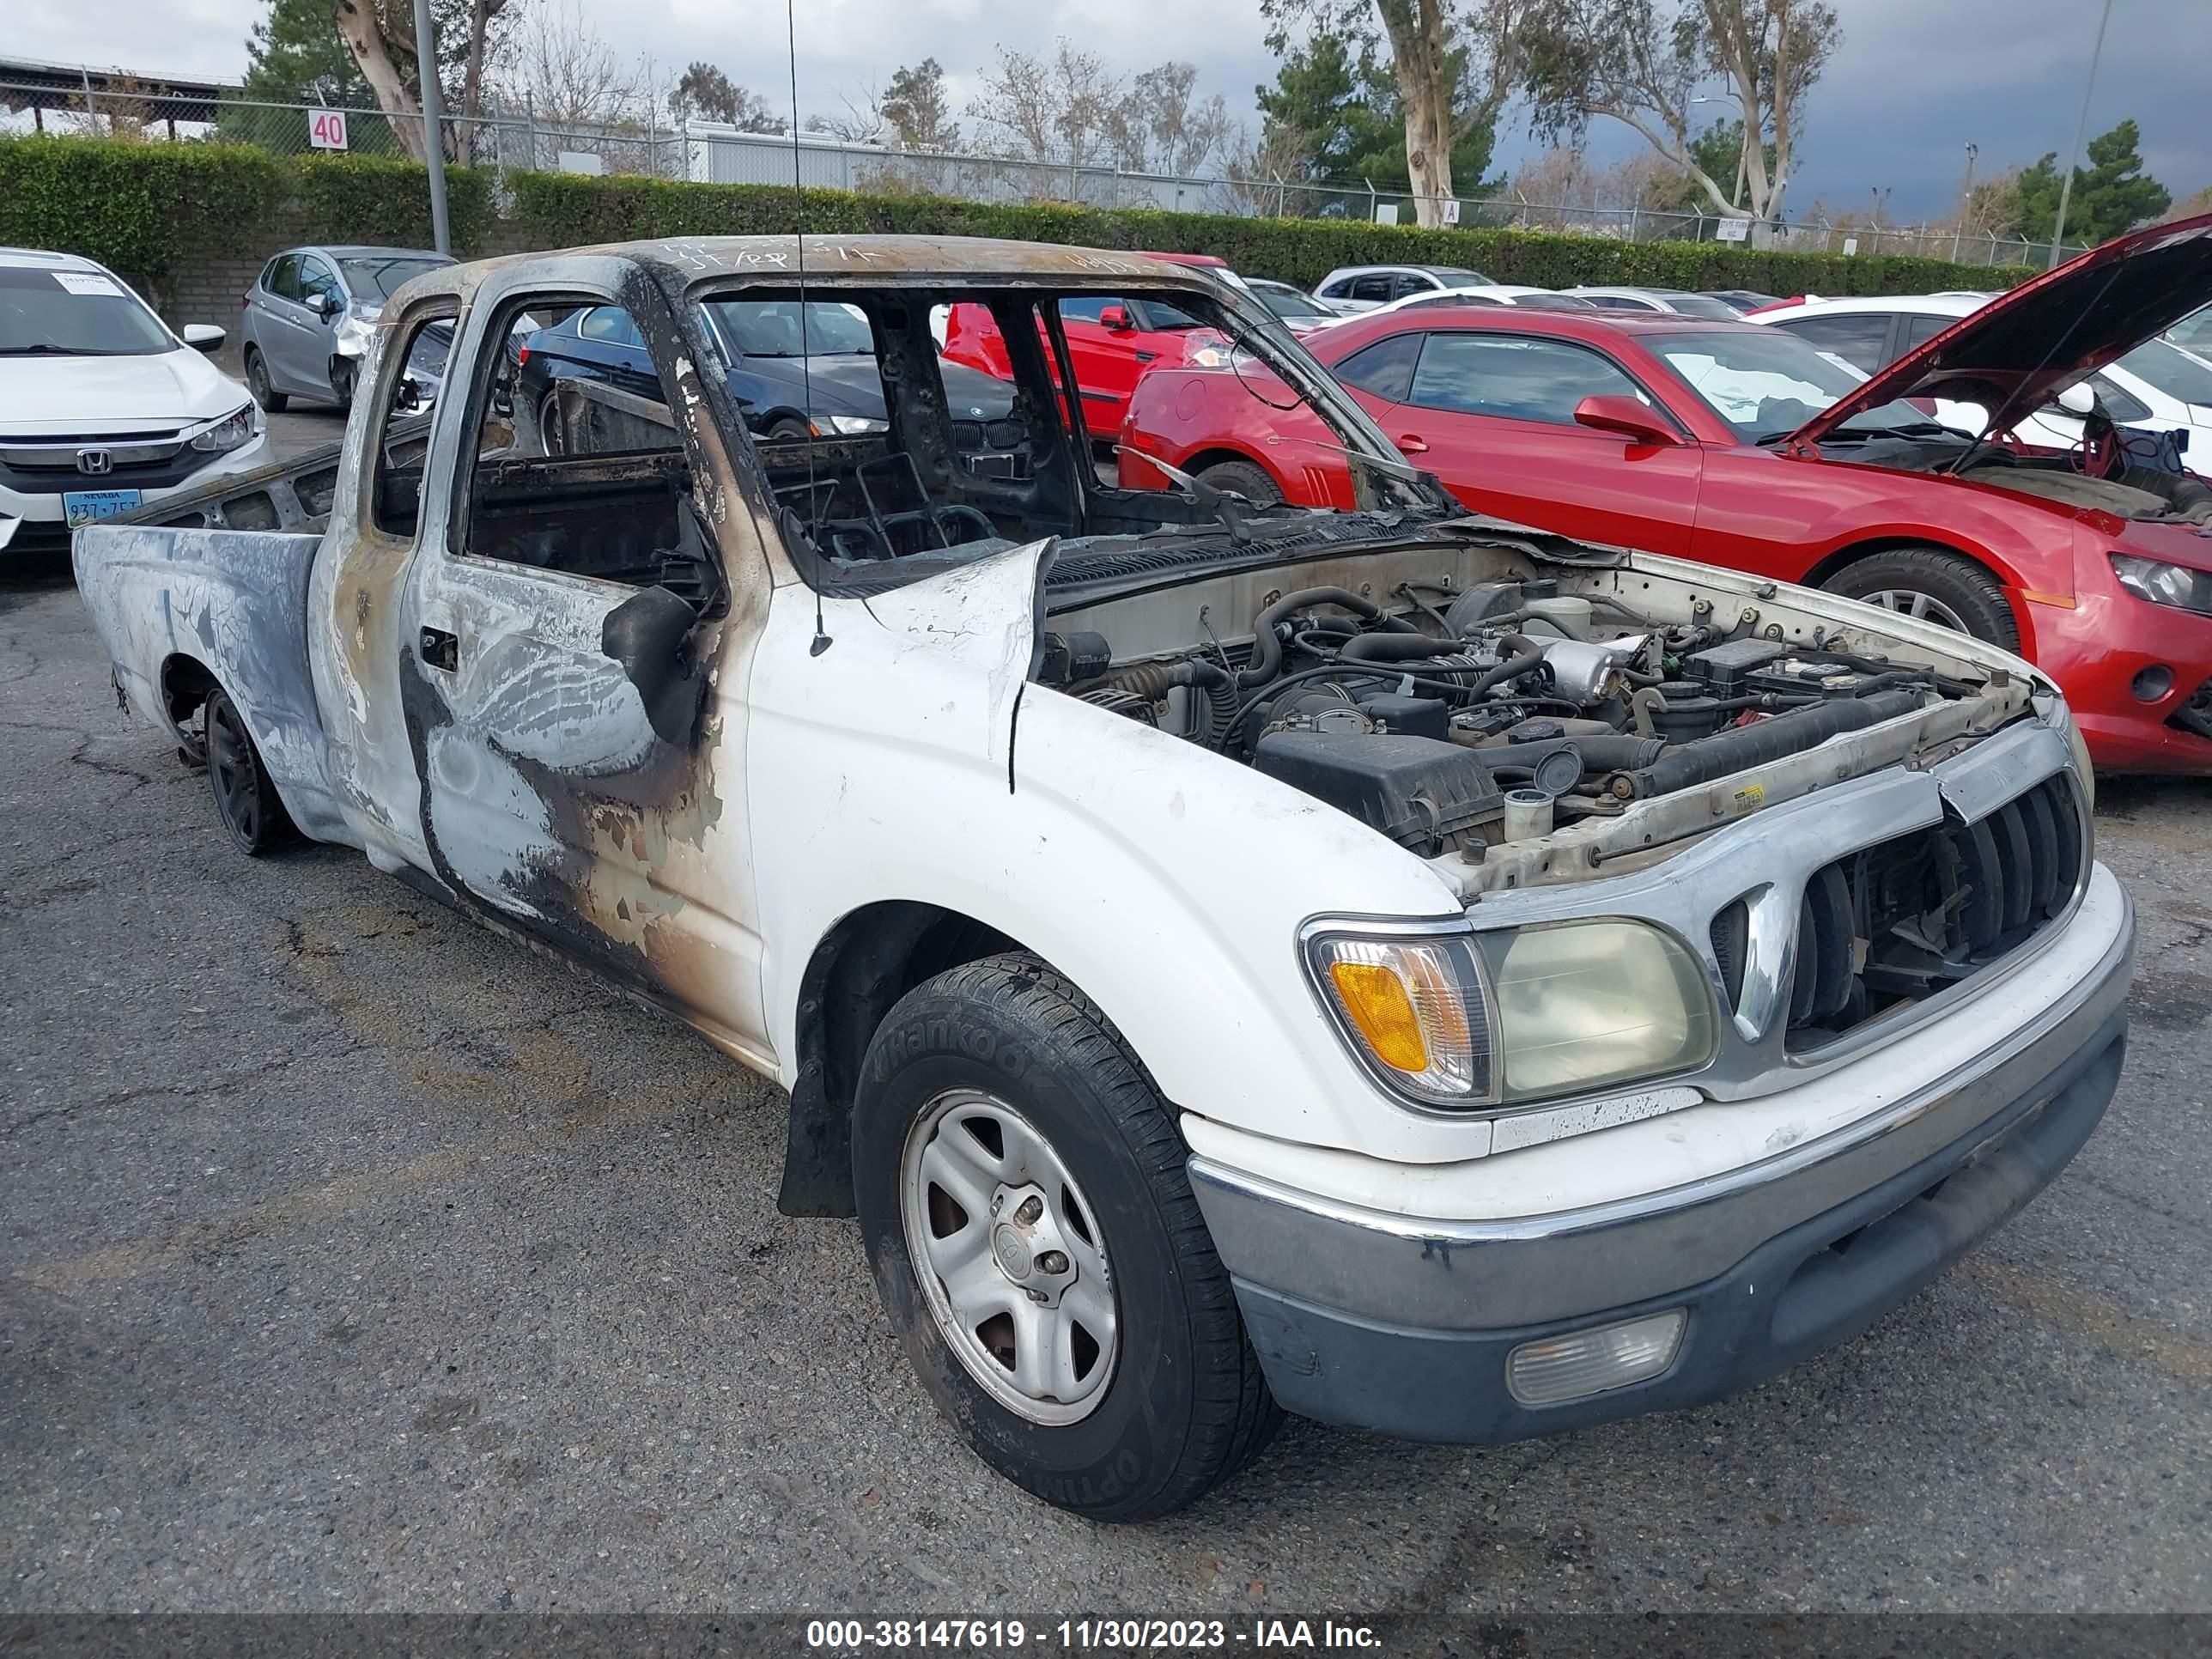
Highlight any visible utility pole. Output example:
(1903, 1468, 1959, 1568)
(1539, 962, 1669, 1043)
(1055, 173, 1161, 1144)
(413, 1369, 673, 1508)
(2051, 0, 2115, 268)
(413, 0, 452, 256)
(1954, 143, 1977, 261)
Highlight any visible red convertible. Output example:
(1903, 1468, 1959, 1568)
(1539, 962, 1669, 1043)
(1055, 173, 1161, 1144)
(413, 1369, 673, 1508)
(1118, 216, 2212, 774)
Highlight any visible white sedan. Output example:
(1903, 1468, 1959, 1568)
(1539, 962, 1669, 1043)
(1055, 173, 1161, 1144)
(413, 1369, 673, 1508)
(1, 247, 270, 561)
(1307, 284, 1597, 331)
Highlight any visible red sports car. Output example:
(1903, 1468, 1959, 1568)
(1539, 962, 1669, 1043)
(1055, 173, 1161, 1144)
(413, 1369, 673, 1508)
(1118, 216, 2212, 774)
(941, 251, 1233, 440)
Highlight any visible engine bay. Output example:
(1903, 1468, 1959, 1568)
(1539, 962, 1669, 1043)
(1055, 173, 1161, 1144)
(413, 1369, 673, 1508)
(1043, 543, 2038, 895)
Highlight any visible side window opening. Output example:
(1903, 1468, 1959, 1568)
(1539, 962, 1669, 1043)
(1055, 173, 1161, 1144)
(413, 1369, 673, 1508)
(452, 292, 718, 600)
(1335, 333, 1424, 403)
(1407, 334, 1655, 425)
(368, 307, 457, 538)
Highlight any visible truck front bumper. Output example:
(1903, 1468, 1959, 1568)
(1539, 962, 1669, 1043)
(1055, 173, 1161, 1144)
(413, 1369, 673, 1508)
(1188, 870, 2134, 1444)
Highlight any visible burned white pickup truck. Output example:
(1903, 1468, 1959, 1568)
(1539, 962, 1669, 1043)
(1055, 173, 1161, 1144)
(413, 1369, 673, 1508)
(76, 237, 2132, 1520)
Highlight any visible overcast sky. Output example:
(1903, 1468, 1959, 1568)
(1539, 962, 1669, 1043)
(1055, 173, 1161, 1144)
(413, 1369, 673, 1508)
(9, 0, 2206, 221)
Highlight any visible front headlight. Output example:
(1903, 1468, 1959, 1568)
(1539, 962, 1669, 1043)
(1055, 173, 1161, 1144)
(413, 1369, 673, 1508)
(2111, 553, 2212, 617)
(822, 415, 889, 435)
(1478, 921, 1716, 1103)
(1306, 929, 1495, 1108)
(189, 404, 256, 453)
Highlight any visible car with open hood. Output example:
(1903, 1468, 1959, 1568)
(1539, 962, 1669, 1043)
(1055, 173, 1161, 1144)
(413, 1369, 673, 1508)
(71, 236, 2130, 1519)
(1119, 212, 2212, 774)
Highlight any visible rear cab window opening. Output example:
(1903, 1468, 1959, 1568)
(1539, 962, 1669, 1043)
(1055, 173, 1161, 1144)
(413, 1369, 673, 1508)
(686, 275, 1438, 592)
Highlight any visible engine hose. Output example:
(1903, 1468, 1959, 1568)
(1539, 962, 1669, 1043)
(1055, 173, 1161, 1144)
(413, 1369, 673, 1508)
(1472, 734, 1666, 775)
(1100, 658, 1240, 744)
(1466, 649, 1547, 697)
(1236, 587, 1413, 687)
(1216, 662, 1583, 753)
(1337, 631, 1470, 664)
(1605, 688, 1923, 800)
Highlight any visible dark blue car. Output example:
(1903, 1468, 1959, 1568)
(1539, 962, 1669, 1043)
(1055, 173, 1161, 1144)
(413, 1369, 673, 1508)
(516, 298, 1016, 446)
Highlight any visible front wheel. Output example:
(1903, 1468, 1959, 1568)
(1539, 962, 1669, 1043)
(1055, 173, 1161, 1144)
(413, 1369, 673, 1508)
(329, 359, 356, 410)
(1194, 458, 1283, 507)
(1821, 547, 2020, 648)
(854, 953, 1280, 1520)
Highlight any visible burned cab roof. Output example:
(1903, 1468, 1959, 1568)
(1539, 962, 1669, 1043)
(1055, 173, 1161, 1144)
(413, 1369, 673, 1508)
(392, 236, 1234, 303)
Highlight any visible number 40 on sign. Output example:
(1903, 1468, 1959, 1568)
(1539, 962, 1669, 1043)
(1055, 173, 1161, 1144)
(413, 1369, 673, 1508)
(308, 109, 349, 150)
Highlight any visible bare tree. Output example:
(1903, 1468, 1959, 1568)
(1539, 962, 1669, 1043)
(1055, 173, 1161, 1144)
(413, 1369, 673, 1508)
(668, 60, 787, 132)
(1106, 63, 1237, 176)
(331, 0, 517, 162)
(881, 58, 960, 150)
(806, 81, 887, 143)
(1521, 0, 1839, 240)
(495, 0, 646, 129)
(968, 40, 1125, 171)
(1261, 1, 1530, 226)
(334, 0, 429, 159)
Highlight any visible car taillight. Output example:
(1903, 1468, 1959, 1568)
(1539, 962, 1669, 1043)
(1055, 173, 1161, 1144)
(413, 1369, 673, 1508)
(240, 291, 251, 308)
(516, 344, 530, 366)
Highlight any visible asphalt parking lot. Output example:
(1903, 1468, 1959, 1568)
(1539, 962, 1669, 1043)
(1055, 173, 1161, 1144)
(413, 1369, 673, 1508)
(3, 440, 2211, 1617)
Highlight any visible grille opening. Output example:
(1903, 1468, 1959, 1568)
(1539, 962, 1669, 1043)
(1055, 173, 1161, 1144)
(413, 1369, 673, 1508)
(2174, 678, 2212, 742)
(1784, 775, 2082, 1051)
(1709, 900, 1749, 1011)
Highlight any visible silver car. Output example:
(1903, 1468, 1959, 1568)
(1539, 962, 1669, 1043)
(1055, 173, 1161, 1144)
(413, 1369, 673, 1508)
(239, 245, 452, 410)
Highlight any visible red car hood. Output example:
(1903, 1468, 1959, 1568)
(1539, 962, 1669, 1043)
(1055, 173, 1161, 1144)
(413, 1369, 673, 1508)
(1788, 211, 2212, 447)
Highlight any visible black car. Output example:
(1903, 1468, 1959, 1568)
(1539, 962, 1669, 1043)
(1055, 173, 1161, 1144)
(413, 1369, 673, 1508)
(515, 298, 1015, 444)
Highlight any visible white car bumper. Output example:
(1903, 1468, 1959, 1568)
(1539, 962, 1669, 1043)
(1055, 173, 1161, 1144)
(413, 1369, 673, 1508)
(0, 430, 273, 558)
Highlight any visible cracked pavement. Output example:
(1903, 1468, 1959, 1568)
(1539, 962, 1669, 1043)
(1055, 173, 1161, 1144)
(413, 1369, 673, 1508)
(4, 457, 2211, 1614)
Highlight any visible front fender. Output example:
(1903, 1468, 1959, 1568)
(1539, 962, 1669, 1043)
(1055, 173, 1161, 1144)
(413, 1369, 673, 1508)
(747, 573, 1492, 1166)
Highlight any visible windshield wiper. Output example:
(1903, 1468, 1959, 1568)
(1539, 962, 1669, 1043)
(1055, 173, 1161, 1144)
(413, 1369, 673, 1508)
(0, 343, 103, 356)
(1113, 446, 1256, 544)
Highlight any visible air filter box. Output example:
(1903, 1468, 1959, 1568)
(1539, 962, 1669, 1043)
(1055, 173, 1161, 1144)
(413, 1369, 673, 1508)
(1255, 729, 1504, 856)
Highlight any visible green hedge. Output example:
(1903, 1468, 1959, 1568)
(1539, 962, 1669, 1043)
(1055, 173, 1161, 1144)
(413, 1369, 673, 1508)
(0, 139, 491, 302)
(1, 136, 2030, 307)
(510, 172, 2035, 295)
(292, 153, 491, 253)
(0, 137, 283, 298)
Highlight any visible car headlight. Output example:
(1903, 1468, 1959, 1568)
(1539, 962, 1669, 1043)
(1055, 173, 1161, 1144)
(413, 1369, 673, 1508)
(2111, 553, 2212, 617)
(1306, 929, 1495, 1107)
(189, 405, 256, 453)
(821, 415, 888, 435)
(1477, 921, 1717, 1103)
(334, 313, 376, 357)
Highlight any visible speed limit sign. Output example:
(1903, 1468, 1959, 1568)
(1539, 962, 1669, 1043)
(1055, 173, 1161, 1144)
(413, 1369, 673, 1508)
(307, 108, 349, 150)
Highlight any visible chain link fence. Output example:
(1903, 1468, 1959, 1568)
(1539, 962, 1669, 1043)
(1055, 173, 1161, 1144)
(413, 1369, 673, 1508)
(5, 76, 2079, 269)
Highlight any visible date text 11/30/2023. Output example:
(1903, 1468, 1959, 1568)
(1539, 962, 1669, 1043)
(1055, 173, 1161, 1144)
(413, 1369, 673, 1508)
(804, 1619, 1384, 1650)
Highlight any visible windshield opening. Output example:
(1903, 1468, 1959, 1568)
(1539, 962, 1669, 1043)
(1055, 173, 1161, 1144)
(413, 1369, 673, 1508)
(0, 266, 173, 356)
(1652, 328, 1957, 442)
(337, 256, 449, 303)
(1430, 268, 1494, 289)
(681, 277, 1449, 594)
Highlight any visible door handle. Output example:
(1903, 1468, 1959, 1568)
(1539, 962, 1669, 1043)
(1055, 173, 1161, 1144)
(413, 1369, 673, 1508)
(418, 627, 459, 672)
(1394, 434, 1430, 455)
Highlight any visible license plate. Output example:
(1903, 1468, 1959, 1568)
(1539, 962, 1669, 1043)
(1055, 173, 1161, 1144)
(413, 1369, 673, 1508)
(64, 489, 143, 527)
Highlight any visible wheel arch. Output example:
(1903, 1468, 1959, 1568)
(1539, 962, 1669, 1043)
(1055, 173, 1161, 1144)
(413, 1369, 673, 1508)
(157, 651, 224, 751)
(777, 899, 1031, 1217)
(1799, 535, 2030, 636)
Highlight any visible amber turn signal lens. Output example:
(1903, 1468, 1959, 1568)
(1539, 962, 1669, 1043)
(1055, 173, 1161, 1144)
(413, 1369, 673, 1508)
(1328, 959, 1429, 1073)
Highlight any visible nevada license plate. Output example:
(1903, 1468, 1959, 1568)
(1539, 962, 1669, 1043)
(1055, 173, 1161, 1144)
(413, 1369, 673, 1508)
(64, 488, 143, 527)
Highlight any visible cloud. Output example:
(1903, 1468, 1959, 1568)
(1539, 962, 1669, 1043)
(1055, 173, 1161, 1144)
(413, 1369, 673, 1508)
(11, 0, 2204, 226)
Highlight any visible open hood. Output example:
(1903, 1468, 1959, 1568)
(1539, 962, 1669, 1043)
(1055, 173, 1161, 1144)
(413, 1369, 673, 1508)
(1787, 211, 2212, 447)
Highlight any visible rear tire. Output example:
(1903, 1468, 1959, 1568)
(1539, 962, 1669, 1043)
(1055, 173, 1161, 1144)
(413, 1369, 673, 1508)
(1821, 547, 2019, 648)
(204, 688, 296, 857)
(1193, 458, 1283, 507)
(853, 951, 1281, 1521)
(245, 349, 288, 414)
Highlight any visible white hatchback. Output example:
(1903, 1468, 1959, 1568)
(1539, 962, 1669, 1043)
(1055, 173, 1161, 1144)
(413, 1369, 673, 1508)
(0, 246, 269, 561)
